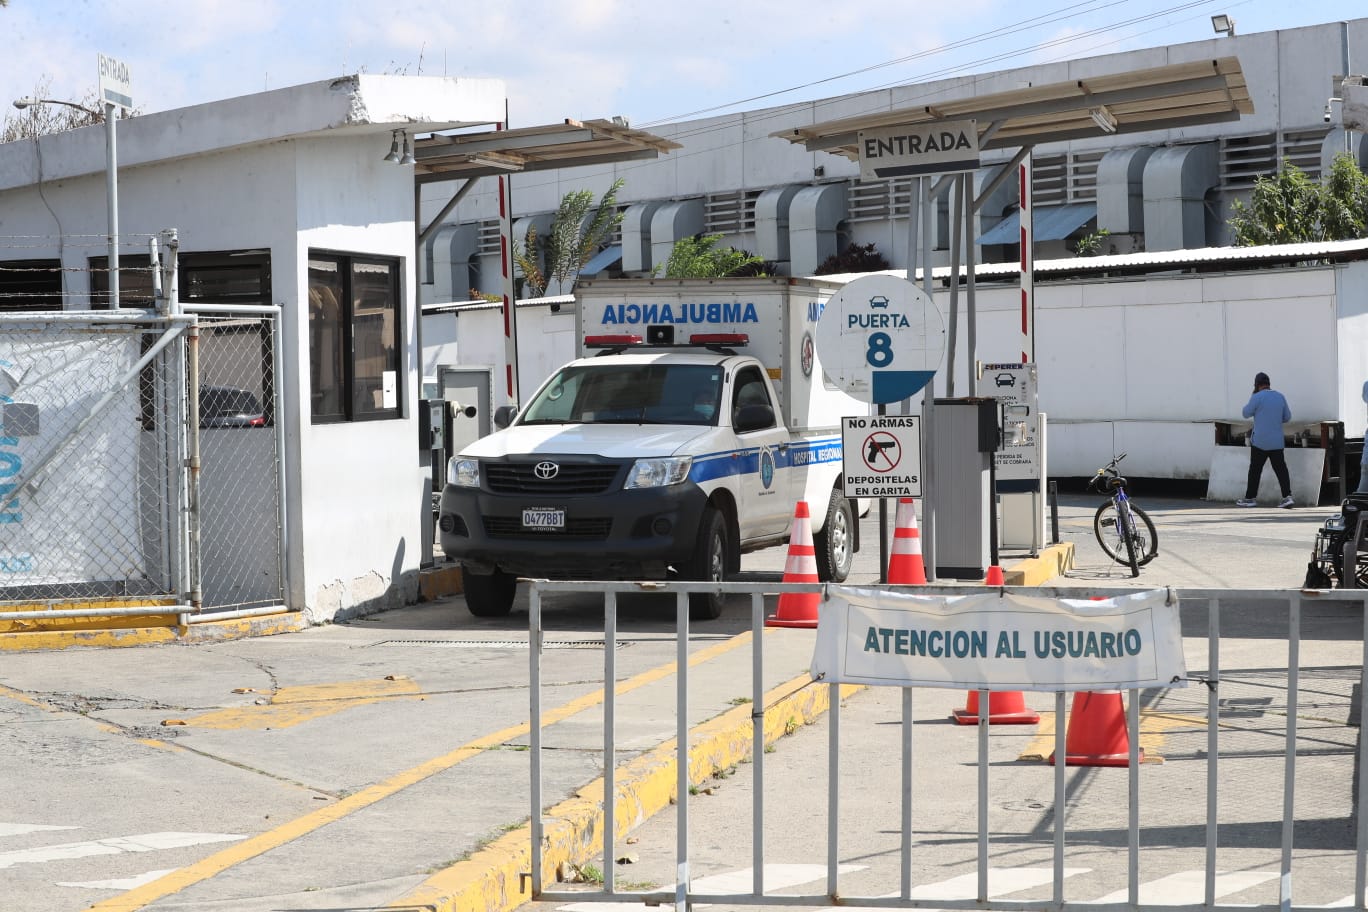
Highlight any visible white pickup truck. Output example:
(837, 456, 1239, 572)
(438, 278, 867, 619)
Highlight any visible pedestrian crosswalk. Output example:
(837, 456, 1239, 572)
(0, 821, 244, 895)
(552, 864, 1357, 910)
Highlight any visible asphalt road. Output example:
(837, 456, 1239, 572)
(0, 490, 1358, 911)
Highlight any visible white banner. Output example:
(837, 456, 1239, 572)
(811, 587, 1186, 691)
(1, 335, 144, 586)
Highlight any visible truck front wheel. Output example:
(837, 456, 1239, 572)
(462, 566, 517, 617)
(683, 507, 728, 621)
(814, 489, 855, 583)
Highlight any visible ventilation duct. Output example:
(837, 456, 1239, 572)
(620, 201, 663, 273)
(649, 199, 706, 270)
(1096, 147, 1155, 234)
(1142, 143, 1219, 251)
(428, 223, 480, 304)
(788, 183, 847, 277)
(755, 186, 802, 265)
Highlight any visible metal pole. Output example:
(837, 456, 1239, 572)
(105, 102, 119, 309)
(676, 591, 690, 911)
(919, 176, 937, 581)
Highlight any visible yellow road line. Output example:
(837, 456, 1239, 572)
(178, 677, 423, 730)
(87, 630, 756, 912)
(389, 673, 862, 912)
(1017, 708, 1204, 762)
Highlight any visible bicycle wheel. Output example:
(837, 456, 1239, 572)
(1117, 501, 1141, 576)
(1127, 504, 1159, 566)
(1094, 501, 1160, 569)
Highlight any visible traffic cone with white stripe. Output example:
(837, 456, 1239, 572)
(951, 561, 1035, 723)
(1049, 690, 1142, 766)
(887, 498, 927, 585)
(766, 501, 821, 628)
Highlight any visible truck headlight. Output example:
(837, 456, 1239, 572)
(625, 456, 692, 489)
(448, 457, 480, 488)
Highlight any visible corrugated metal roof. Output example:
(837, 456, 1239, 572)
(806, 238, 1368, 285)
(774, 57, 1252, 156)
(414, 120, 680, 185)
(977, 203, 1096, 245)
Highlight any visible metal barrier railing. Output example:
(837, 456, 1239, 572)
(527, 581, 1368, 912)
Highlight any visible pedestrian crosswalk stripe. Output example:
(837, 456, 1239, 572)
(556, 863, 865, 911)
(1082, 869, 1279, 904)
(0, 832, 244, 870)
(57, 869, 178, 890)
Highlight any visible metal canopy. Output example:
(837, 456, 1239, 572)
(413, 118, 681, 185)
(773, 57, 1253, 156)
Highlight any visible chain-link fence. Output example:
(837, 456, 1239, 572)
(1, 231, 286, 618)
(194, 310, 284, 613)
(0, 313, 192, 605)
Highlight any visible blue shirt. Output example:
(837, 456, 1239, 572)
(1242, 388, 1291, 450)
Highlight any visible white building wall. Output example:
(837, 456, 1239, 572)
(925, 265, 1345, 478)
(288, 136, 427, 619)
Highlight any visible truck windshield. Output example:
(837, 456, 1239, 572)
(519, 363, 723, 426)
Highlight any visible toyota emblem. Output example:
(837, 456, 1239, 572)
(533, 461, 560, 480)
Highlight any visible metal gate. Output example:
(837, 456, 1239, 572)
(0, 237, 284, 621)
(526, 581, 1367, 912)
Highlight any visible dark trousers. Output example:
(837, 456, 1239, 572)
(1246, 446, 1292, 499)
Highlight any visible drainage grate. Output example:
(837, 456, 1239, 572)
(367, 639, 629, 650)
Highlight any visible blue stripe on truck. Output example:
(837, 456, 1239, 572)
(687, 436, 843, 484)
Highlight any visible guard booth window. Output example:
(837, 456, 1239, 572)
(307, 252, 401, 423)
(0, 259, 62, 311)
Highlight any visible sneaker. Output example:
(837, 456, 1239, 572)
(1235, 498, 1257, 507)
(1279, 495, 1295, 509)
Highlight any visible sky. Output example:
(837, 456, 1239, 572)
(0, 0, 1360, 130)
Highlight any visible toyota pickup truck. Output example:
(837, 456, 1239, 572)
(438, 278, 867, 619)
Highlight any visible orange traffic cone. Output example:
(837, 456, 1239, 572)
(951, 565, 1032, 723)
(887, 498, 927, 584)
(952, 689, 1041, 725)
(1049, 690, 1142, 767)
(766, 501, 821, 629)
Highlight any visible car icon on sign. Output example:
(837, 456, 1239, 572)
(868, 295, 889, 309)
(994, 372, 1016, 388)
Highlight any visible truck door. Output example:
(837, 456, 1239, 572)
(729, 365, 791, 541)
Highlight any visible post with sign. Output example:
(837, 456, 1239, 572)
(982, 362, 1045, 554)
(816, 274, 945, 580)
(98, 54, 132, 308)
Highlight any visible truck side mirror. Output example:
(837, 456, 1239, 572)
(733, 404, 775, 433)
(494, 405, 518, 429)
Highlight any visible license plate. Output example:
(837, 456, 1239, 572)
(522, 508, 565, 530)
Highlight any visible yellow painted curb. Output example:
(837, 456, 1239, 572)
(1003, 542, 1075, 586)
(420, 564, 465, 600)
(0, 611, 307, 652)
(391, 673, 864, 912)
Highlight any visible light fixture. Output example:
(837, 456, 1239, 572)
(1211, 14, 1235, 36)
(382, 130, 401, 163)
(399, 131, 416, 166)
(13, 95, 104, 118)
(1089, 105, 1118, 134)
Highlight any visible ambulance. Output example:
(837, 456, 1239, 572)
(438, 277, 870, 619)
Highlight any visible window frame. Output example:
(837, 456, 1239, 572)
(307, 250, 404, 425)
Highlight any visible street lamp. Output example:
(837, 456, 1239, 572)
(12, 96, 103, 119)
(12, 95, 119, 307)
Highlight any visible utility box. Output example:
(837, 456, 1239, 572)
(933, 398, 999, 579)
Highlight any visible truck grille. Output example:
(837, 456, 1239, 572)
(485, 462, 622, 495)
(483, 517, 613, 540)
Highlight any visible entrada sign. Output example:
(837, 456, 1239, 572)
(859, 118, 980, 179)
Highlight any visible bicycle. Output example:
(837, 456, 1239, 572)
(1088, 453, 1158, 577)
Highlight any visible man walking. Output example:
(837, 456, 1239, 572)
(1237, 372, 1294, 508)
